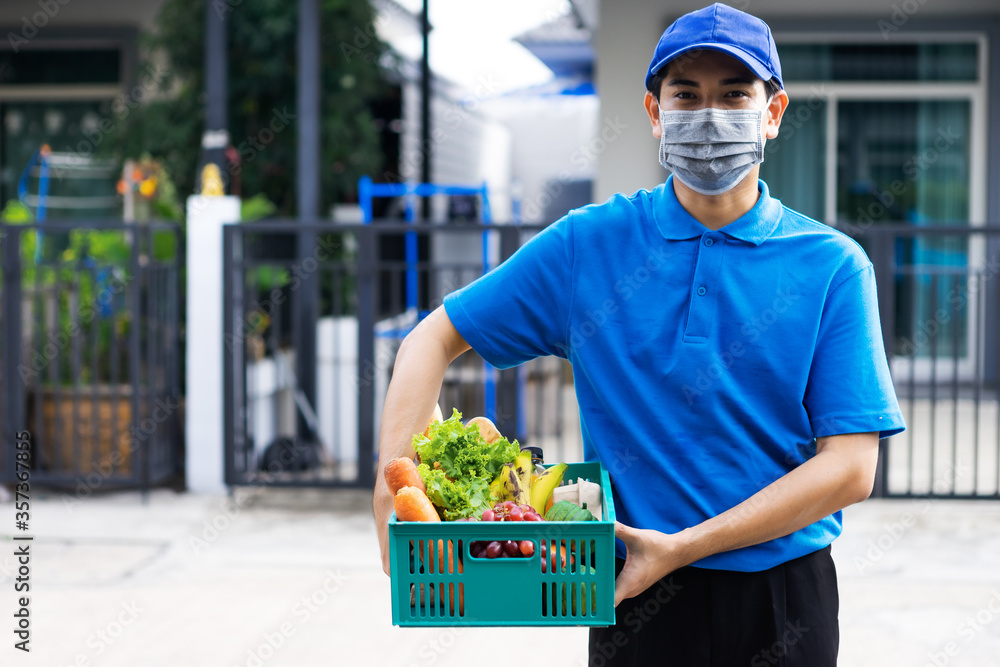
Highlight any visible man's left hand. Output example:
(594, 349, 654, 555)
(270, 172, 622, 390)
(613, 522, 688, 606)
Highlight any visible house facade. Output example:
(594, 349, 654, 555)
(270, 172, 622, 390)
(0, 1, 167, 215)
(595, 1, 1000, 384)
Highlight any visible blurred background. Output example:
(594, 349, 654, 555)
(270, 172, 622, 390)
(0, 0, 999, 665)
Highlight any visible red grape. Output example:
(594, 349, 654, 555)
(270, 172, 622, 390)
(481, 509, 495, 522)
(519, 540, 535, 557)
(524, 512, 542, 521)
(503, 540, 519, 557)
(509, 507, 523, 521)
(502, 501, 515, 511)
(485, 541, 502, 559)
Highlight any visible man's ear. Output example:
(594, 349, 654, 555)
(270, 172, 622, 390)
(644, 91, 663, 139)
(764, 89, 789, 140)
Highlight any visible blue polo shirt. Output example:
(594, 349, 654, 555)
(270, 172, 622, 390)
(444, 176, 905, 571)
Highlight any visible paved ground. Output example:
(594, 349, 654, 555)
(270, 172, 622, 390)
(1, 485, 999, 667)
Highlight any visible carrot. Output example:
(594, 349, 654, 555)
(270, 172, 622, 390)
(384, 457, 425, 495)
(394, 486, 441, 522)
(430, 539, 463, 575)
(431, 540, 463, 615)
(465, 416, 501, 444)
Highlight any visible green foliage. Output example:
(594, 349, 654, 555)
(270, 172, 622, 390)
(107, 0, 392, 215)
(241, 193, 278, 222)
(412, 409, 520, 520)
(1, 200, 33, 223)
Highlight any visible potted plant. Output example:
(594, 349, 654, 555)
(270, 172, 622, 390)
(13, 158, 182, 478)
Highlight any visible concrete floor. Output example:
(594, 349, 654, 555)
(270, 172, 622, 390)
(1, 486, 999, 666)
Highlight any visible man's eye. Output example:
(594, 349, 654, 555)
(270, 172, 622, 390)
(727, 90, 750, 98)
(674, 91, 695, 99)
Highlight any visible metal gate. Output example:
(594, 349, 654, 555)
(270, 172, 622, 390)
(221, 220, 1000, 498)
(221, 221, 583, 488)
(847, 224, 1000, 499)
(0, 221, 184, 492)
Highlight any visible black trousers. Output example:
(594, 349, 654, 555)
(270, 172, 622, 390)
(588, 546, 839, 667)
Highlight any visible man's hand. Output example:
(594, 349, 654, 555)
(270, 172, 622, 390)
(374, 482, 396, 575)
(613, 522, 690, 606)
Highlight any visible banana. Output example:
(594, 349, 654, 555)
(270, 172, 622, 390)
(489, 471, 510, 502)
(491, 461, 529, 505)
(529, 462, 568, 515)
(490, 452, 534, 505)
(514, 450, 533, 492)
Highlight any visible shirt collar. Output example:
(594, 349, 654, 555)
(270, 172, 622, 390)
(650, 175, 783, 246)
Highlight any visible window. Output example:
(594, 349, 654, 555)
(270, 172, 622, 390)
(759, 34, 987, 377)
(0, 47, 122, 216)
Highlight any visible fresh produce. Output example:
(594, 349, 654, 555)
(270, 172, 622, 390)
(545, 500, 597, 522)
(411, 538, 464, 615)
(514, 450, 533, 492)
(539, 540, 571, 573)
(528, 462, 567, 515)
(550, 479, 603, 520)
(413, 409, 520, 521)
(469, 501, 542, 559)
(393, 486, 441, 522)
(556, 576, 597, 616)
(428, 539, 462, 574)
(384, 457, 425, 495)
(489, 451, 533, 506)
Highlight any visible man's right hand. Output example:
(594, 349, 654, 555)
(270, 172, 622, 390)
(374, 482, 395, 575)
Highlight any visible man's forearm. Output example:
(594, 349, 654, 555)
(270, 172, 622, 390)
(373, 307, 470, 574)
(614, 432, 879, 604)
(674, 432, 879, 566)
(374, 312, 463, 496)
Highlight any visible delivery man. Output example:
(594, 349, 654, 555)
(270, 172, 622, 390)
(374, 4, 905, 664)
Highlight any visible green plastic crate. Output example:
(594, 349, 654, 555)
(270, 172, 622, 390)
(389, 461, 616, 627)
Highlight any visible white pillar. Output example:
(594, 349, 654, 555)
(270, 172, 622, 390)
(185, 195, 241, 493)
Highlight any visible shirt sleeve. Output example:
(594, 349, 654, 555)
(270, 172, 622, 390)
(803, 264, 906, 439)
(443, 216, 574, 369)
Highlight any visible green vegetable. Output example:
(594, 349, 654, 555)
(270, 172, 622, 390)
(418, 464, 492, 521)
(545, 500, 597, 522)
(413, 409, 519, 520)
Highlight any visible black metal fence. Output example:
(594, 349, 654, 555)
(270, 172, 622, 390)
(846, 225, 1000, 498)
(221, 221, 582, 487)
(223, 221, 1000, 499)
(0, 221, 184, 492)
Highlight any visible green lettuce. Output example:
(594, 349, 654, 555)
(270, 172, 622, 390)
(418, 464, 492, 521)
(413, 409, 518, 520)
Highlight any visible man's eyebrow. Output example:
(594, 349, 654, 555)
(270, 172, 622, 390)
(666, 76, 757, 87)
(720, 76, 756, 86)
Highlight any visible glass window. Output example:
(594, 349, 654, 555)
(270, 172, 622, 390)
(835, 99, 971, 358)
(780, 43, 978, 82)
(0, 49, 121, 85)
(836, 100, 970, 225)
(759, 99, 827, 221)
(1, 101, 119, 218)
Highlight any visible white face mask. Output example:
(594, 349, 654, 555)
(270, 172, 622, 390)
(658, 107, 766, 196)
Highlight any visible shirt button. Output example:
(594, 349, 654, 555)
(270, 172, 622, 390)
(696, 286, 707, 296)
(704, 237, 715, 247)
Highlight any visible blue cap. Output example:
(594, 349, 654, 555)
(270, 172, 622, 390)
(645, 3, 783, 91)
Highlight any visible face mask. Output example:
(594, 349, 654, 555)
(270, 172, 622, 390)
(658, 107, 766, 196)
